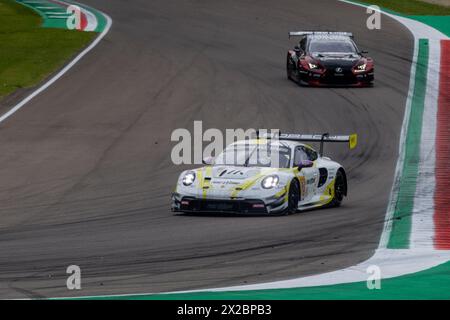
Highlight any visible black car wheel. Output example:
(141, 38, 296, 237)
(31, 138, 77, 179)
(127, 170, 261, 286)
(330, 170, 346, 207)
(283, 179, 300, 215)
(286, 56, 295, 80)
(297, 73, 306, 86)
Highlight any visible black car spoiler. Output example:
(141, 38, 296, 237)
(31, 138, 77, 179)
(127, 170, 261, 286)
(256, 131, 357, 155)
(288, 31, 353, 39)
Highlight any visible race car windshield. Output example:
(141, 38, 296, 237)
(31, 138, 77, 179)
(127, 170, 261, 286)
(309, 40, 356, 54)
(214, 144, 291, 168)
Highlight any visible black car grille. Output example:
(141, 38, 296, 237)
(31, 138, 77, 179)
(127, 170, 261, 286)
(180, 198, 267, 214)
(322, 68, 357, 84)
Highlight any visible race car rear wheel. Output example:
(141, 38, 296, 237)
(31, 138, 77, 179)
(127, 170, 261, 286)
(330, 170, 346, 207)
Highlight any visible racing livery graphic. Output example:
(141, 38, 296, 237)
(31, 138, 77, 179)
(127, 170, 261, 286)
(286, 31, 374, 86)
(172, 133, 357, 215)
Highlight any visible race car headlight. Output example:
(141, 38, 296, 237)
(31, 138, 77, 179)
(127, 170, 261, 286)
(182, 171, 196, 186)
(261, 175, 279, 189)
(353, 61, 367, 73)
(356, 63, 366, 71)
(308, 62, 319, 69)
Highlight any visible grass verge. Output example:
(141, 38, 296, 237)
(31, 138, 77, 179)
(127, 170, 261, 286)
(0, 0, 96, 99)
(356, 0, 450, 15)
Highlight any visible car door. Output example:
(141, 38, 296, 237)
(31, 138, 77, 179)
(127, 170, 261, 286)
(293, 146, 319, 203)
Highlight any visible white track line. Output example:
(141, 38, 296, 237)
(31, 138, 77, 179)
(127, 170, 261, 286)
(49, 249, 450, 299)
(0, 6, 112, 124)
(165, 249, 450, 293)
(379, 38, 419, 249)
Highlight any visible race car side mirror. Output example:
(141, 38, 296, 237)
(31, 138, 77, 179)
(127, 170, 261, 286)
(294, 46, 302, 54)
(297, 160, 314, 170)
(202, 156, 214, 165)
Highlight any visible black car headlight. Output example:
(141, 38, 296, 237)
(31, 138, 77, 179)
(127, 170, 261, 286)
(308, 62, 319, 69)
(356, 63, 367, 71)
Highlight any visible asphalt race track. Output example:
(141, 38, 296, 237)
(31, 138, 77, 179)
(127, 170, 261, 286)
(0, 0, 413, 298)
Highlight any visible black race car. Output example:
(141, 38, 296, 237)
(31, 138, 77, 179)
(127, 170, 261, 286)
(286, 31, 374, 87)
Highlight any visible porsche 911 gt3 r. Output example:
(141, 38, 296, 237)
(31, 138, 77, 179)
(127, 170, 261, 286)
(171, 133, 357, 215)
(286, 31, 374, 86)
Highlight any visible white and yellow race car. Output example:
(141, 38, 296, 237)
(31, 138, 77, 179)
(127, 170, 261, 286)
(171, 133, 357, 215)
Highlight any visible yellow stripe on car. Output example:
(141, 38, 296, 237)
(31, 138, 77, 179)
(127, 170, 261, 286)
(230, 168, 278, 198)
(196, 169, 204, 198)
(230, 173, 264, 198)
(202, 166, 212, 198)
(319, 177, 335, 205)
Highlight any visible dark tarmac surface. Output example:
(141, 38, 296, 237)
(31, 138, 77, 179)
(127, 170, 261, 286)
(0, 0, 413, 298)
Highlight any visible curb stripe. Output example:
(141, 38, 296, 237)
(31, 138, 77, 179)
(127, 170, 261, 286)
(16, 0, 104, 32)
(434, 40, 450, 250)
(387, 39, 429, 249)
(68, 0, 107, 32)
(50, 0, 89, 31)
(410, 39, 440, 249)
(50, 0, 97, 31)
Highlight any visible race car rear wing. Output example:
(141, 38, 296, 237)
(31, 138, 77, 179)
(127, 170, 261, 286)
(257, 131, 357, 155)
(288, 31, 353, 38)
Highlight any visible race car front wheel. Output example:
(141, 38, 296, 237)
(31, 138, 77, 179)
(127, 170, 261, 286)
(286, 58, 293, 80)
(286, 56, 297, 81)
(284, 179, 300, 215)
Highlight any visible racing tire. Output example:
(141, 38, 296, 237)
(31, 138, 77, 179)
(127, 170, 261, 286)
(297, 77, 306, 86)
(286, 57, 294, 80)
(296, 73, 307, 86)
(330, 169, 346, 207)
(282, 179, 300, 215)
